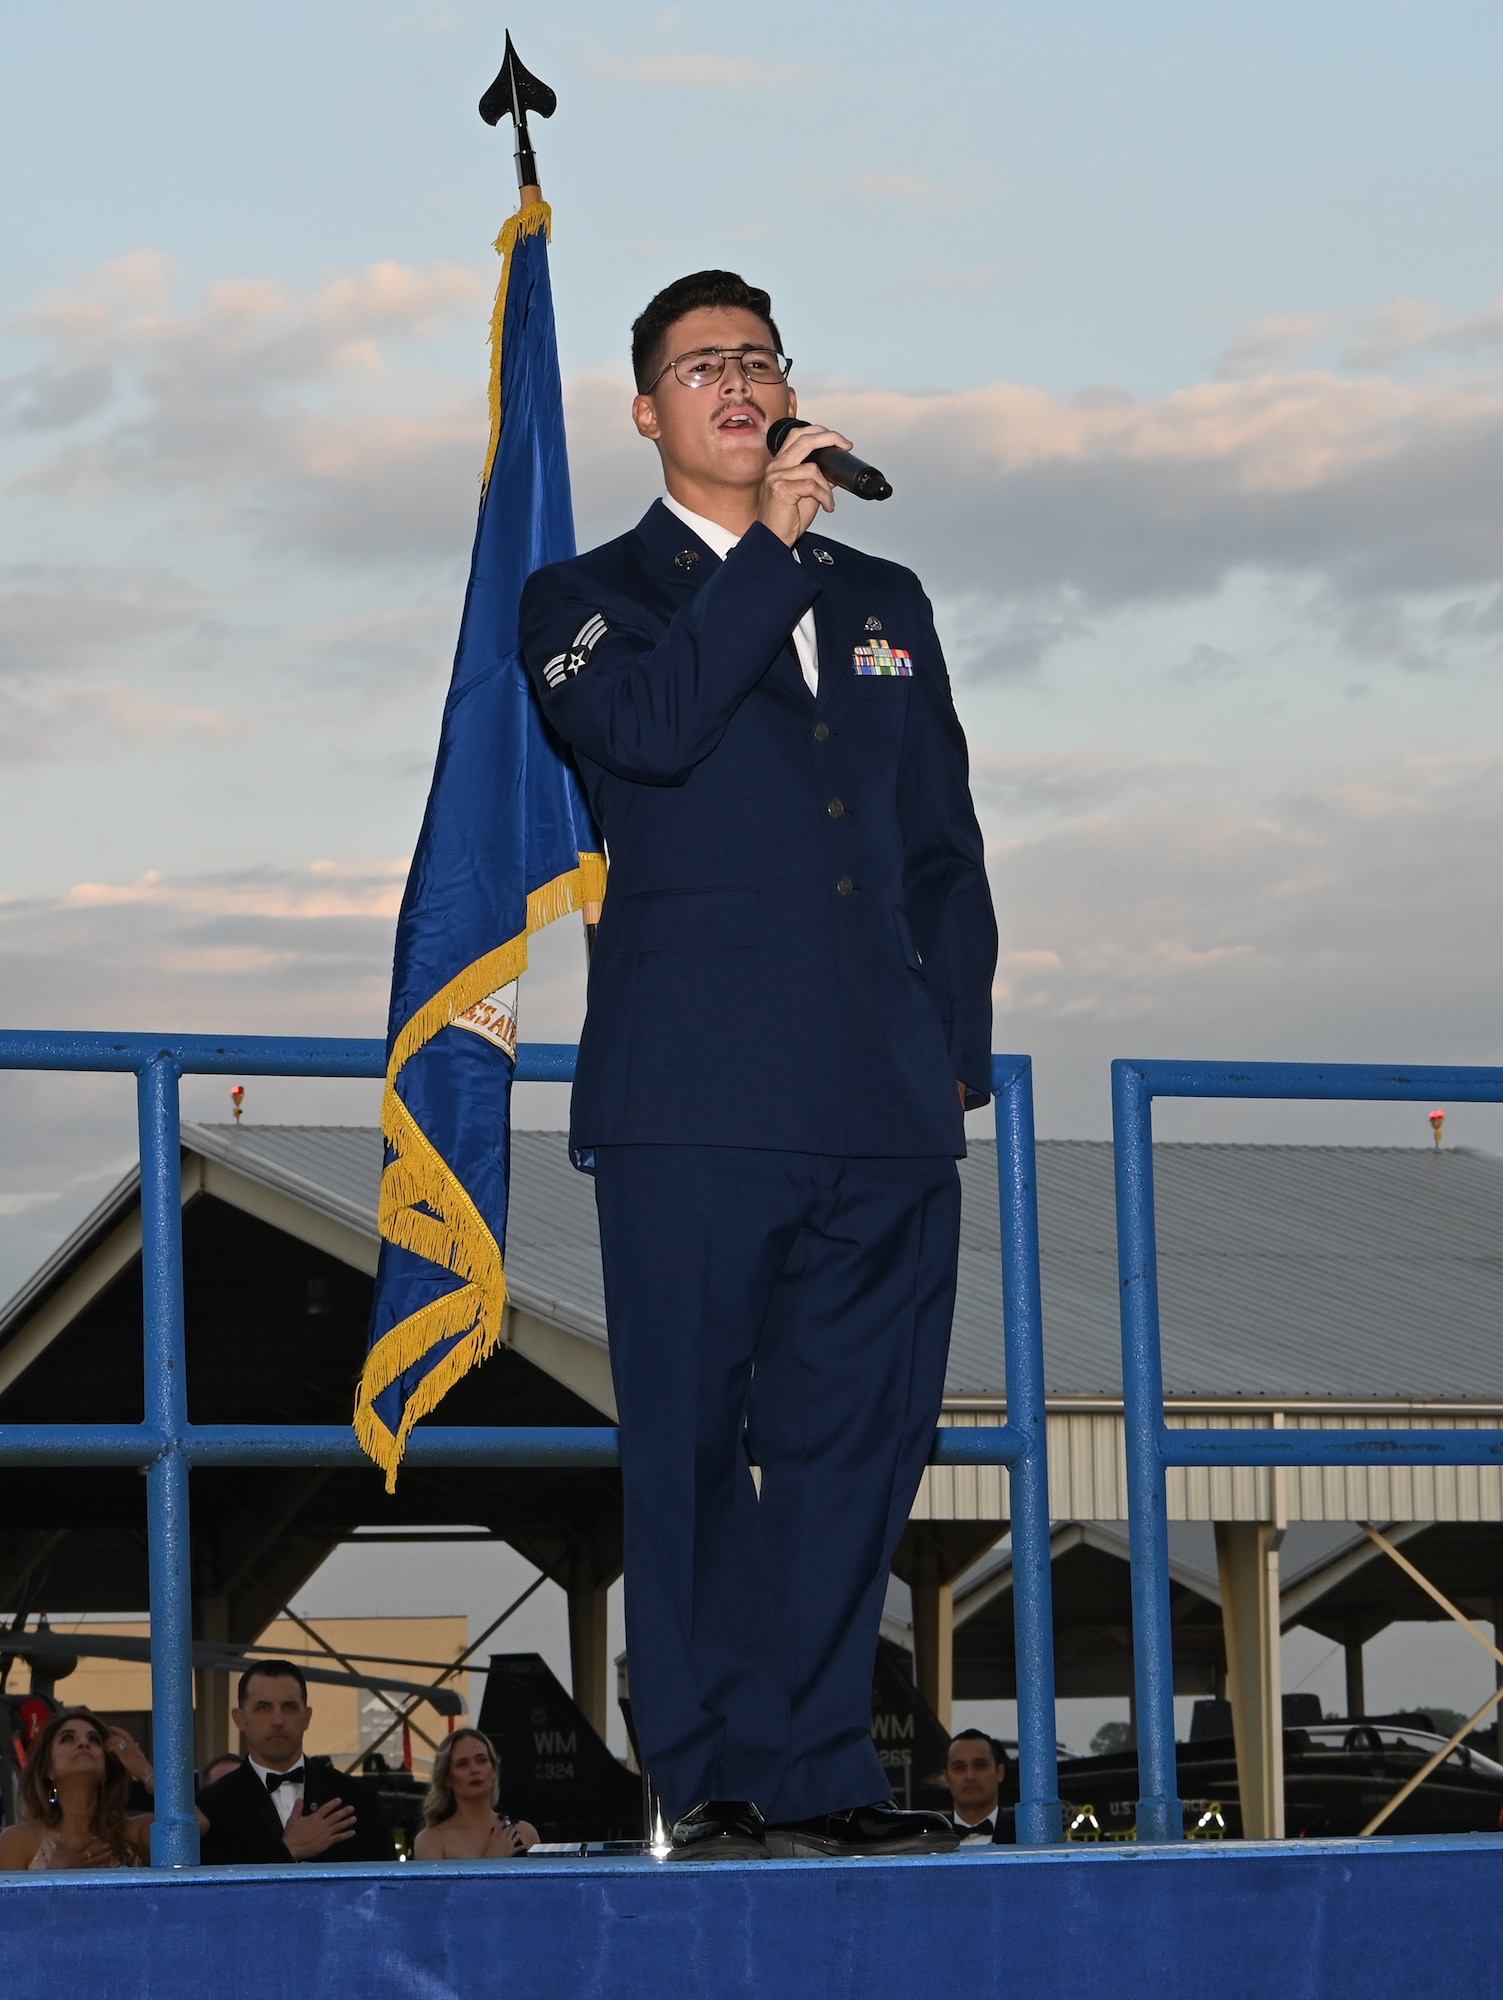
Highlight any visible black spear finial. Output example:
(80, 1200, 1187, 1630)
(479, 32, 557, 197)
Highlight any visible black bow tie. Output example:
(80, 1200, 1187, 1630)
(264, 1765, 305, 1793)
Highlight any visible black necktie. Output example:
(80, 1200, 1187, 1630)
(264, 1765, 305, 1794)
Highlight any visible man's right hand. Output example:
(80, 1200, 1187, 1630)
(282, 1796, 358, 1859)
(757, 423, 853, 548)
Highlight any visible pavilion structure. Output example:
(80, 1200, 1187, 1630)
(4, 1127, 1502, 1836)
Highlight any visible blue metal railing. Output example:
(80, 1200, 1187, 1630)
(1113, 1057, 1503, 1842)
(0, 1034, 1062, 1863)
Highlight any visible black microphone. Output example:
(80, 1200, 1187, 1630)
(765, 416, 893, 502)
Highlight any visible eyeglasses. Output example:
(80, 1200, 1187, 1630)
(644, 345, 794, 393)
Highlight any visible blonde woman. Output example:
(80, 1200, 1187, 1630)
(413, 1728, 538, 1860)
(0, 1708, 163, 1870)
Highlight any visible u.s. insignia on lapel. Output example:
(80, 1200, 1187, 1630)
(852, 638, 912, 677)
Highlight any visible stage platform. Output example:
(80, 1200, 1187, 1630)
(5, 1837, 1502, 1999)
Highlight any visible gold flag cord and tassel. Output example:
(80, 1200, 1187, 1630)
(354, 197, 606, 1490)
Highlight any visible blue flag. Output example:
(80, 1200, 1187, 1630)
(355, 201, 604, 1489)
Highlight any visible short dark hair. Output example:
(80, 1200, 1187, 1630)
(947, 1727, 1000, 1761)
(237, 1659, 309, 1707)
(631, 270, 783, 390)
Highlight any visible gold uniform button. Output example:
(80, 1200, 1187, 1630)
(836, 876, 854, 897)
(827, 799, 846, 819)
(813, 722, 830, 742)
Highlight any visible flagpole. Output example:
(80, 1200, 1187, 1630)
(481, 36, 596, 968)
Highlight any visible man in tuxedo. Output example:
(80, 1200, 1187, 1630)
(521, 271, 996, 1860)
(943, 1729, 1012, 1844)
(197, 1661, 395, 1864)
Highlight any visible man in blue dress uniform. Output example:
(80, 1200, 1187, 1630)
(520, 271, 996, 1860)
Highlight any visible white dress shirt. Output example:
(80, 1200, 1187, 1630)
(248, 1756, 305, 1829)
(661, 491, 819, 697)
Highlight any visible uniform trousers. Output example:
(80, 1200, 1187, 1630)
(592, 1144, 961, 1825)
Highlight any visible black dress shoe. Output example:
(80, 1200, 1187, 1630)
(667, 1799, 771, 1861)
(764, 1800, 960, 1858)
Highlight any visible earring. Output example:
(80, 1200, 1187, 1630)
(47, 1783, 59, 1809)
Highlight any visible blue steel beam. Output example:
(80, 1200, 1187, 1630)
(993, 1055, 1064, 1846)
(1111, 1060, 1182, 1843)
(1110, 1051, 1503, 1848)
(0, 1030, 582, 1084)
(0, 1030, 1057, 1858)
(0, 1031, 383, 1078)
(0, 1427, 169, 1464)
(1162, 1428, 1503, 1466)
(14, 1420, 1500, 1472)
(137, 1055, 199, 1869)
(0, 1424, 1033, 1468)
(1125, 1058, 1503, 1103)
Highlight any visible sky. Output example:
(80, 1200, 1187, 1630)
(4, 1, 1503, 1727)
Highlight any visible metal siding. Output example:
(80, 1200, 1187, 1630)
(918, 1411, 1503, 1525)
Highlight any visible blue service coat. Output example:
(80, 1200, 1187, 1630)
(519, 499, 997, 1158)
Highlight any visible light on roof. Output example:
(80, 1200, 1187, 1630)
(1429, 1109, 1445, 1151)
(231, 1085, 245, 1124)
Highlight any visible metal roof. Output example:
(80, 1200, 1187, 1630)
(181, 1124, 610, 1349)
(185, 1122, 381, 1240)
(1018, 1142, 1503, 1401)
(5, 1130, 1502, 1404)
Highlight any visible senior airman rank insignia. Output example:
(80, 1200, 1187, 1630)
(543, 612, 608, 687)
(851, 638, 912, 677)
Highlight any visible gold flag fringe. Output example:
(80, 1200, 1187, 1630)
(355, 851, 607, 1490)
(481, 199, 551, 496)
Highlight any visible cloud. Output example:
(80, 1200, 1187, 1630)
(0, 860, 409, 1038)
(562, 371, 662, 550)
(0, 566, 203, 677)
(843, 173, 947, 206)
(973, 750, 1200, 820)
(807, 369, 1503, 611)
(957, 745, 1503, 1146)
(1170, 643, 1245, 683)
(61, 857, 408, 920)
(0, 565, 238, 758)
(11, 252, 489, 566)
(1216, 314, 1331, 380)
(13, 258, 1503, 630)
(924, 590, 1091, 682)
(1314, 585, 1503, 676)
(984, 750, 1503, 1087)
(1345, 295, 1503, 370)
(0, 685, 234, 763)
(589, 53, 817, 90)
(0, 364, 115, 433)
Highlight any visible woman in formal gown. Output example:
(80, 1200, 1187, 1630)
(0, 1707, 159, 1869)
(412, 1728, 538, 1859)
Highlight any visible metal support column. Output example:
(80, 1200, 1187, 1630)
(138, 1054, 199, 1867)
(1111, 1060, 1181, 1843)
(193, 1592, 233, 1765)
(1344, 1622, 1366, 1721)
(910, 1577, 955, 1733)
(566, 1580, 610, 1741)
(1215, 1522, 1284, 1839)
(994, 1056, 1063, 1846)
